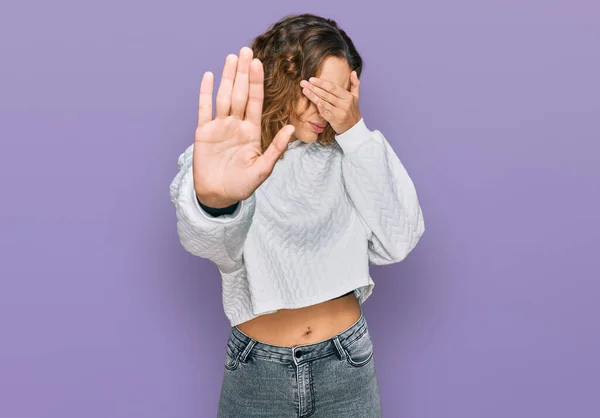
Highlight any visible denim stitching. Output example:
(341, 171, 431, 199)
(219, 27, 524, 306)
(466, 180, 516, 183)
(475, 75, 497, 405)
(342, 323, 368, 349)
(304, 361, 316, 417)
(345, 349, 373, 368)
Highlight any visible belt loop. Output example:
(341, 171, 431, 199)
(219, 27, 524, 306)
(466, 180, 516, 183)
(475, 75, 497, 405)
(332, 336, 346, 361)
(239, 339, 257, 363)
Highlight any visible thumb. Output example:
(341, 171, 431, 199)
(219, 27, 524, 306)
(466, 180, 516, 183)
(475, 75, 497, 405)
(253, 125, 295, 179)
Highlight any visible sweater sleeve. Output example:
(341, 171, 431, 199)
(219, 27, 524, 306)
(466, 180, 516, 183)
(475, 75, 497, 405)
(169, 143, 255, 274)
(336, 118, 425, 265)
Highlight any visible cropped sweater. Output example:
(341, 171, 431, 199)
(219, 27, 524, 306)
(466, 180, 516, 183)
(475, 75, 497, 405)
(169, 118, 425, 326)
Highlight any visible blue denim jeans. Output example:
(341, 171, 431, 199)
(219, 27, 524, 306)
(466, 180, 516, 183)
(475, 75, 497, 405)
(218, 309, 382, 417)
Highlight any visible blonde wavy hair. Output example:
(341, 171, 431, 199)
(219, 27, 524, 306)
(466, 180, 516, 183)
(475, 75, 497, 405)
(250, 13, 364, 156)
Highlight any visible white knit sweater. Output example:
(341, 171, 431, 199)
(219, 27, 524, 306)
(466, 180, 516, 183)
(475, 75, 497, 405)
(169, 118, 425, 326)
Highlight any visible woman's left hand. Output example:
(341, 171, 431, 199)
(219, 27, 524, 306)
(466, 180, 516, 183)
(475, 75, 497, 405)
(299, 71, 362, 134)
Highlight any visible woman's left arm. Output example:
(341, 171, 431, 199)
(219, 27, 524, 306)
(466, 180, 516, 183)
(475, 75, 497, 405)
(301, 72, 425, 265)
(336, 118, 425, 265)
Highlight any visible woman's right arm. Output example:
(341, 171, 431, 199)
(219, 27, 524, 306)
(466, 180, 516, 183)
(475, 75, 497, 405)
(169, 143, 256, 274)
(168, 47, 295, 274)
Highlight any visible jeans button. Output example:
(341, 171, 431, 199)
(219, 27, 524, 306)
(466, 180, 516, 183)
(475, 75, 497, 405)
(295, 350, 302, 358)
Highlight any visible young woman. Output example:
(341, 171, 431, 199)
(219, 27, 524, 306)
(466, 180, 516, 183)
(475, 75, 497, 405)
(169, 13, 425, 417)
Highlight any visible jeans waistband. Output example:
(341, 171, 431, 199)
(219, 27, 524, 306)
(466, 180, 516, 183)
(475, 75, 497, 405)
(228, 308, 368, 365)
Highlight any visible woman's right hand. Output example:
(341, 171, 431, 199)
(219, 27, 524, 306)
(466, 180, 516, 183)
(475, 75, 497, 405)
(193, 46, 296, 208)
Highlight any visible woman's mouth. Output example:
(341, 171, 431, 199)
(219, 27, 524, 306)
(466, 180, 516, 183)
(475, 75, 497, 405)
(309, 123, 325, 133)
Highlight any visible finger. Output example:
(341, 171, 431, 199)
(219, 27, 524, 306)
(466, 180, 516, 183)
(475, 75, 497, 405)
(308, 77, 346, 99)
(316, 101, 336, 121)
(302, 87, 338, 118)
(252, 125, 295, 180)
(215, 54, 238, 118)
(231, 46, 253, 119)
(245, 58, 264, 128)
(301, 81, 343, 107)
(350, 71, 360, 98)
(302, 85, 329, 108)
(197, 71, 214, 127)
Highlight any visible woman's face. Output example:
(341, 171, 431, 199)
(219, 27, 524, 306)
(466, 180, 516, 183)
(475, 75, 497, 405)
(289, 56, 352, 143)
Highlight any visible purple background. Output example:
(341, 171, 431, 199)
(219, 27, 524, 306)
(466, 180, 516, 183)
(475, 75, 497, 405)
(1, 1, 599, 417)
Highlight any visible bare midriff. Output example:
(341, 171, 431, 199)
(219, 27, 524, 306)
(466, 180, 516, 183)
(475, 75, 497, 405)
(235, 292, 361, 347)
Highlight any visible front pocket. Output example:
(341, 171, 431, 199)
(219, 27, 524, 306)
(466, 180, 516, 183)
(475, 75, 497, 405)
(343, 329, 374, 368)
(224, 342, 240, 371)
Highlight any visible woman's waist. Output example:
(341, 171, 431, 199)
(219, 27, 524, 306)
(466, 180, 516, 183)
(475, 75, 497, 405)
(234, 292, 361, 347)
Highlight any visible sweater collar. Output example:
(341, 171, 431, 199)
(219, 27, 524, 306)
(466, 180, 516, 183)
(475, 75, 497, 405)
(287, 138, 311, 150)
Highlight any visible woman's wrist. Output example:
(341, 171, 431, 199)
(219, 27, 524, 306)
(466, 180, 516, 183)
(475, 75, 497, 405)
(196, 194, 239, 216)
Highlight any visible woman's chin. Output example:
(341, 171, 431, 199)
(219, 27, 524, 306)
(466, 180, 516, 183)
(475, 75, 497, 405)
(296, 131, 320, 143)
